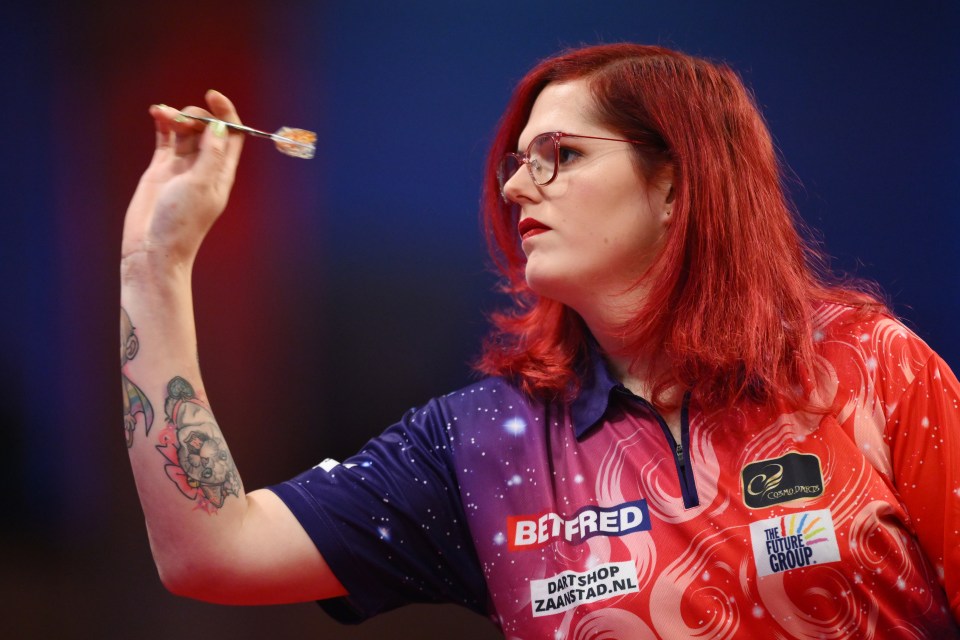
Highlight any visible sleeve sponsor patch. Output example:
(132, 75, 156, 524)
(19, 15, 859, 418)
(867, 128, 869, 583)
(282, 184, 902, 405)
(749, 508, 841, 577)
(530, 561, 639, 617)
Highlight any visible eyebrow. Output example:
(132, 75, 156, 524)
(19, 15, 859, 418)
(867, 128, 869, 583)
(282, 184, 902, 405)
(514, 131, 552, 154)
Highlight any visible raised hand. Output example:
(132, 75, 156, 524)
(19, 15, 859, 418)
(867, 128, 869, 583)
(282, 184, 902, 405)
(121, 90, 245, 269)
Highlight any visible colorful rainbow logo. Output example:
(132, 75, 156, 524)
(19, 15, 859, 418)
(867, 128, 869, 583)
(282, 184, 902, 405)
(781, 513, 828, 546)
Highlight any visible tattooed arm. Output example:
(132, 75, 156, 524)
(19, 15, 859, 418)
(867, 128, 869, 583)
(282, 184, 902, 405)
(120, 91, 346, 604)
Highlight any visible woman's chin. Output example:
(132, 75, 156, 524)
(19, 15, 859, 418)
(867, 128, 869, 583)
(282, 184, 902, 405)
(524, 267, 575, 306)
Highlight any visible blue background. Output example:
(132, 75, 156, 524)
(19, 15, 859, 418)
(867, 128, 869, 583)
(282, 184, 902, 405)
(2, 1, 957, 637)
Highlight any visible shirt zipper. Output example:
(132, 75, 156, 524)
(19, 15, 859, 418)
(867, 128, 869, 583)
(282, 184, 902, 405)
(621, 389, 699, 509)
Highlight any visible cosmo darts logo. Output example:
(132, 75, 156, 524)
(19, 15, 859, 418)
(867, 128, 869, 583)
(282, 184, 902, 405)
(748, 509, 841, 577)
(741, 452, 824, 509)
(507, 500, 650, 551)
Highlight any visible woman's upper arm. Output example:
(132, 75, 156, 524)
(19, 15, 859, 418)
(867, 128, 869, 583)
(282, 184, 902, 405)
(887, 354, 960, 620)
(176, 488, 348, 605)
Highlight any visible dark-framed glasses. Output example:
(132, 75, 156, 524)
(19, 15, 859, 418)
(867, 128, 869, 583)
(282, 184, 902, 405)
(497, 131, 643, 197)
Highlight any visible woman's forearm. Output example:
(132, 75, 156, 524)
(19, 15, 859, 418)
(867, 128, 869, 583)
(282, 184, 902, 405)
(120, 251, 250, 595)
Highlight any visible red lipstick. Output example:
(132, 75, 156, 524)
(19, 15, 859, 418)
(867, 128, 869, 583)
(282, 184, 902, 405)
(518, 217, 550, 241)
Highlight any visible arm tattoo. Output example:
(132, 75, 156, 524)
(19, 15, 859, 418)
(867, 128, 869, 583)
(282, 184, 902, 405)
(156, 376, 242, 512)
(120, 307, 154, 448)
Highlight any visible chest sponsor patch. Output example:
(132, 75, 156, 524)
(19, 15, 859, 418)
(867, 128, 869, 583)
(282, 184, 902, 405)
(507, 500, 650, 551)
(749, 508, 841, 577)
(530, 561, 639, 617)
(741, 452, 824, 508)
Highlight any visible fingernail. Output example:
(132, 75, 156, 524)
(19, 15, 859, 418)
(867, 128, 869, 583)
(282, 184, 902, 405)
(155, 103, 169, 109)
(212, 120, 227, 138)
(173, 114, 187, 123)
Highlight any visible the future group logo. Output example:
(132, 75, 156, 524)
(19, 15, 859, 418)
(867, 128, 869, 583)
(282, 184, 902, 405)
(748, 508, 841, 577)
(507, 500, 650, 551)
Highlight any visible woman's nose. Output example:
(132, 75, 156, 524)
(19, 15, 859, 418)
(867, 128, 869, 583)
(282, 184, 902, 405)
(502, 165, 541, 204)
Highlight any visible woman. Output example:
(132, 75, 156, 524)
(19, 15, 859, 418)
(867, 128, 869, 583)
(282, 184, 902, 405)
(120, 44, 960, 637)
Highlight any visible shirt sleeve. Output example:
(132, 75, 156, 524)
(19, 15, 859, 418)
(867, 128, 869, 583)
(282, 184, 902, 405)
(267, 398, 489, 623)
(885, 352, 960, 622)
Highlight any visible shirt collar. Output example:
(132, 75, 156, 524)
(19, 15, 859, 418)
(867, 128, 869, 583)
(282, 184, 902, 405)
(569, 339, 622, 439)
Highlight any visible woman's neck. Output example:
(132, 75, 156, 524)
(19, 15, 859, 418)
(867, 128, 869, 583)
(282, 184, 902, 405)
(583, 313, 651, 394)
(580, 303, 678, 405)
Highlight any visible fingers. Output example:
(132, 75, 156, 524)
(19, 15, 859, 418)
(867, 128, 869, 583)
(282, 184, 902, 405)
(147, 93, 244, 183)
(149, 104, 175, 154)
(149, 103, 205, 157)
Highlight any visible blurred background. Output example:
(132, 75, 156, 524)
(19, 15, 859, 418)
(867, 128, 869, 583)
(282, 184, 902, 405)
(2, 1, 957, 637)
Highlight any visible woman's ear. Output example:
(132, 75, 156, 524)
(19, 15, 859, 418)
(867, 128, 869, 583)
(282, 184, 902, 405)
(651, 166, 674, 222)
(663, 184, 674, 222)
(656, 164, 675, 207)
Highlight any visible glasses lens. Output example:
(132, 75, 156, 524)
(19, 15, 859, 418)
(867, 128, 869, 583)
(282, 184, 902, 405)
(528, 134, 557, 185)
(498, 154, 522, 193)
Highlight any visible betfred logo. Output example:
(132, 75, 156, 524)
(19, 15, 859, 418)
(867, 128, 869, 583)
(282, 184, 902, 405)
(507, 500, 650, 551)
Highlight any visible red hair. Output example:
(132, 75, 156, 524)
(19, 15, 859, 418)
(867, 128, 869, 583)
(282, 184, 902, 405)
(475, 43, 884, 410)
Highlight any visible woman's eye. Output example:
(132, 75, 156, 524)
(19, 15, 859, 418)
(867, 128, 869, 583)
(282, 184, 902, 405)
(557, 146, 582, 165)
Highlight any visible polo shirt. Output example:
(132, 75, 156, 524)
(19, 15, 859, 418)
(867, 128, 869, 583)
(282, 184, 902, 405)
(269, 304, 960, 637)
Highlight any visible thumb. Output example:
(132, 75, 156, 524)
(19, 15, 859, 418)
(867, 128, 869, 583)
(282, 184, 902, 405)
(194, 90, 244, 182)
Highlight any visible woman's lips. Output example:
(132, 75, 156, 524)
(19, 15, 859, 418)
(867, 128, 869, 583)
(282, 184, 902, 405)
(518, 217, 550, 241)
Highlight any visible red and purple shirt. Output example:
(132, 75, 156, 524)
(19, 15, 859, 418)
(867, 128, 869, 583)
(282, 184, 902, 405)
(270, 304, 960, 637)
